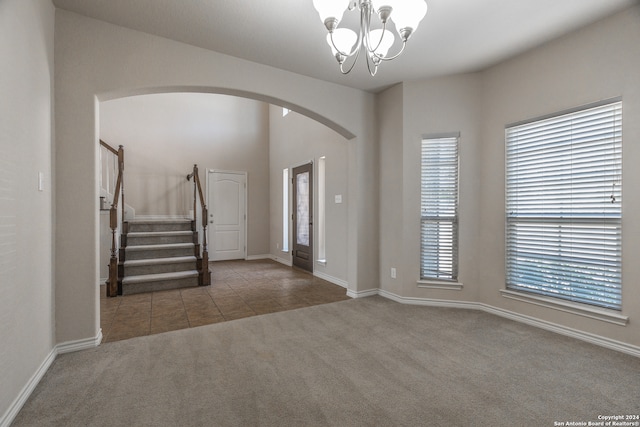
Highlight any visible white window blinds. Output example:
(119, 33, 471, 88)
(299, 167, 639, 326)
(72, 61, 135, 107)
(506, 100, 622, 310)
(421, 135, 459, 281)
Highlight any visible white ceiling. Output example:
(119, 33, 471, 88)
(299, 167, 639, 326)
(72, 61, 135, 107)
(53, 0, 636, 93)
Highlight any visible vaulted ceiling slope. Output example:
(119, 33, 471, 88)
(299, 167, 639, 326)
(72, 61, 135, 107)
(52, 0, 636, 93)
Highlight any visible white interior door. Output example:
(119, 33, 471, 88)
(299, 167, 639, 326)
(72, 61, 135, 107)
(208, 171, 246, 261)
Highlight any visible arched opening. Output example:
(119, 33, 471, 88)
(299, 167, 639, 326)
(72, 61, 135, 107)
(97, 88, 352, 341)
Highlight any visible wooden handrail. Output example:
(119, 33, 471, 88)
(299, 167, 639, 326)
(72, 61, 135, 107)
(186, 164, 210, 286)
(100, 139, 119, 156)
(106, 144, 125, 297)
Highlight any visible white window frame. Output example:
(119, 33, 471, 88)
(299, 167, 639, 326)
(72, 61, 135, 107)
(418, 133, 461, 288)
(282, 168, 289, 252)
(505, 99, 623, 315)
(317, 156, 326, 265)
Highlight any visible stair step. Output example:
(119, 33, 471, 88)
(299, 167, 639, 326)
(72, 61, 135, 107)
(124, 256, 197, 276)
(127, 219, 192, 233)
(124, 256, 196, 266)
(124, 243, 195, 260)
(127, 231, 194, 245)
(128, 231, 193, 237)
(121, 270, 199, 295)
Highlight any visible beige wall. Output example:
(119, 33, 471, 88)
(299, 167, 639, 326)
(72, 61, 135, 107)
(0, 0, 55, 421)
(477, 5, 640, 345)
(377, 84, 405, 292)
(377, 5, 640, 348)
(269, 106, 349, 284)
(4, 2, 639, 422)
(378, 75, 483, 300)
(54, 9, 377, 344)
(100, 93, 271, 256)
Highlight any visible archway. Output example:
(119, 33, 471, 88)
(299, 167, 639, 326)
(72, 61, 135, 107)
(96, 88, 353, 340)
(54, 13, 379, 347)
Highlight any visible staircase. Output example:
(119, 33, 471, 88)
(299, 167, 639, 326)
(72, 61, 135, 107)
(119, 219, 200, 295)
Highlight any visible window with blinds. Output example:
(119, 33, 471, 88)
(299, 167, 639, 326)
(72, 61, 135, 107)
(421, 135, 459, 281)
(506, 100, 622, 310)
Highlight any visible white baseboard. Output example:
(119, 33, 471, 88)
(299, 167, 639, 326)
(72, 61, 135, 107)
(313, 270, 348, 289)
(245, 254, 272, 261)
(0, 330, 103, 427)
(56, 329, 103, 354)
(0, 348, 56, 427)
(271, 255, 293, 267)
(480, 304, 640, 358)
(378, 289, 640, 358)
(347, 288, 379, 299)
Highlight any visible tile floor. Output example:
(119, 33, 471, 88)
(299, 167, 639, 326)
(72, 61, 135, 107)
(100, 259, 351, 343)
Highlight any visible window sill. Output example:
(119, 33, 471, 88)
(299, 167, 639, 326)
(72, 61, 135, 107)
(317, 259, 327, 266)
(417, 279, 463, 291)
(500, 289, 628, 326)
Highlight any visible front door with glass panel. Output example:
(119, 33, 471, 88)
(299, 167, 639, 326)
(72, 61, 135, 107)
(292, 163, 313, 272)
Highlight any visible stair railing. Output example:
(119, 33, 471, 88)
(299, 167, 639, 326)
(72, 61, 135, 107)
(101, 140, 125, 297)
(186, 164, 211, 286)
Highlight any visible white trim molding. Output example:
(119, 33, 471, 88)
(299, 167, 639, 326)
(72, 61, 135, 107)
(313, 270, 348, 289)
(380, 289, 477, 309)
(245, 254, 272, 261)
(0, 349, 56, 427)
(271, 255, 293, 267)
(500, 289, 629, 326)
(347, 288, 379, 299)
(0, 330, 103, 427)
(56, 329, 103, 354)
(378, 289, 640, 358)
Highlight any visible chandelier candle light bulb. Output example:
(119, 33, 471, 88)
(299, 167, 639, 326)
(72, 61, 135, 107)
(313, 0, 428, 75)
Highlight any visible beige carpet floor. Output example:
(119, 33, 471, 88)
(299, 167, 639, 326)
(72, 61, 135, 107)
(12, 296, 640, 426)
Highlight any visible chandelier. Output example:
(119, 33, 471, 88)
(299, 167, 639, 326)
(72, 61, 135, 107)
(312, 0, 428, 76)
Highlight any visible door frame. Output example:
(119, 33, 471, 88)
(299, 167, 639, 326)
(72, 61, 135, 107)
(292, 162, 314, 272)
(206, 169, 248, 261)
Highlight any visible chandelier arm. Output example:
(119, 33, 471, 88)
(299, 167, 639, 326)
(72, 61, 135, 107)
(340, 45, 363, 75)
(365, 53, 379, 76)
(364, 20, 387, 55)
(372, 40, 407, 62)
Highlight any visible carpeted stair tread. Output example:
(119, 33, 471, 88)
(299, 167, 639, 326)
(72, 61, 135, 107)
(126, 219, 193, 233)
(118, 217, 202, 292)
(124, 256, 196, 266)
(127, 230, 193, 236)
(127, 219, 191, 223)
(126, 243, 194, 251)
(122, 270, 199, 284)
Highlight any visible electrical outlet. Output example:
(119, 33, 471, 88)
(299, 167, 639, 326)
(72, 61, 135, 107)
(391, 267, 397, 279)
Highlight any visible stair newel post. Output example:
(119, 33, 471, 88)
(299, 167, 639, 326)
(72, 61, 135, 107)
(118, 145, 125, 222)
(192, 164, 198, 226)
(107, 205, 118, 297)
(102, 140, 124, 297)
(190, 165, 200, 257)
(201, 204, 210, 285)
